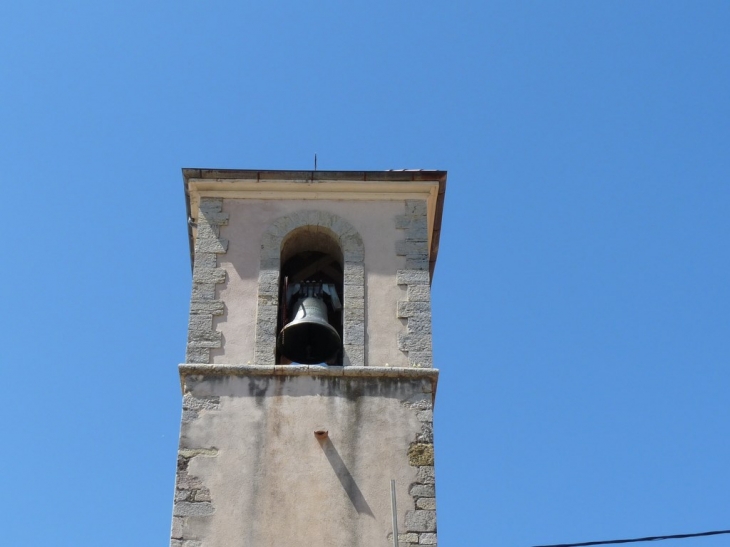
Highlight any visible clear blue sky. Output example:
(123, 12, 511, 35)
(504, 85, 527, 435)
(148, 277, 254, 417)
(1, 2, 728, 546)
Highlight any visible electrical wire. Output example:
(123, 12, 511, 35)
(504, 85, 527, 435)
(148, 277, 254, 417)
(532, 528, 730, 547)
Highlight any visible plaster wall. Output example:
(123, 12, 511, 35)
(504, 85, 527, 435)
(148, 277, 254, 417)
(210, 199, 409, 367)
(177, 372, 431, 547)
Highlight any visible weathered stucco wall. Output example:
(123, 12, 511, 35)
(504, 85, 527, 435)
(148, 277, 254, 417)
(209, 199, 410, 367)
(171, 367, 438, 547)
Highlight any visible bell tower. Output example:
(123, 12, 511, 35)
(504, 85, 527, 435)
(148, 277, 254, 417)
(171, 169, 447, 547)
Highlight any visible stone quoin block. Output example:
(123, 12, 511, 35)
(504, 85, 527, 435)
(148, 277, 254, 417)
(396, 269, 430, 286)
(191, 283, 216, 300)
(193, 252, 218, 270)
(417, 466, 436, 484)
(407, 284, 431, 302)
(419, 532, 438, 544)
(190, 299, 225, 316)
(405, 510, 436, 533)
(397, 301, 431, 318)
(416, 497, 436, 510)
(409, 484, 435, 498)
(192, 268, 226, 285)
(196, 237, 228, 254)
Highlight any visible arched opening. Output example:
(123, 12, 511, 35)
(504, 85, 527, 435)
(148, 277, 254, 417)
(277, 226, 344, 365)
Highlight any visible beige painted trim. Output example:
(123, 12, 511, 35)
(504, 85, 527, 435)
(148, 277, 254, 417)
(187, 179, 440, 259)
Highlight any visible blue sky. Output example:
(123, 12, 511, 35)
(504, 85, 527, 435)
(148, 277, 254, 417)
(1, 2, 729, 546)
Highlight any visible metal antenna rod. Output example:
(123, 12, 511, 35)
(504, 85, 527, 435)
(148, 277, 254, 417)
(391, 480, 399, 547)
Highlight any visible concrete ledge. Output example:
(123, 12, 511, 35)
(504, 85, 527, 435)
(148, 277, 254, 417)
(179, 364, 439, 394)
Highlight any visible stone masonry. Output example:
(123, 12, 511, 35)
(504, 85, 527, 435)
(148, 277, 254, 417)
(406, 395, 437, 545)
(389, 391, 437, 546)
(186, 198, 229, 363)
(396, 200, 433, 368)
(170, 391, 220, 546)
(254, 210, 365, 366)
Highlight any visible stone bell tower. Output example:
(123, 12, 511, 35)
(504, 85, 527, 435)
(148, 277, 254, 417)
(171, 169, 447, 547)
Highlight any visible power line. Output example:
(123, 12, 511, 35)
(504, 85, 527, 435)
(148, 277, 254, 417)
(532, 528, 730, 547)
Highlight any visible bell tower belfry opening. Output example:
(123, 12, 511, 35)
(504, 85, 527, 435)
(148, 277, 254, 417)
(173, 169, 447, 547)
(277, 225, 344, 365)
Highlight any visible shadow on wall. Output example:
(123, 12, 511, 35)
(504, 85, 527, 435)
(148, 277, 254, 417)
(317, 436, 375, 518)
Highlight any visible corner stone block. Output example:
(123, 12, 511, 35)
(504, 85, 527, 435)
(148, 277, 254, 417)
(185, 345, 209, 364)
(405, 200, 428, 217)
(397, 301, 431, 318)
(405, 510, 436, 533)
(198, 198, 223, 214)
(407, 284, 431, 302)
(409, 484, 435, 498)
(395, 214, 411, 229)
(199, 211, 228, 225)
(173, 501, 215, 517)
(196, 237, 228, 254)
(406, 225, 428, 242)
(417, 421, 434, 443)
(191, 282, 216, 300)
(188, 314, 213, 332)
(407, 315, 432, 335)
(188, 332, 222, 346)
(192, 268, 226, 285)
(416, 497, 436, 510)
(406, 257, 430, 271)
(409, 217, 428, 233)
(392, 532, 419, 544)
(419, 532, 438, 544)
(417, 466, 436, 484)
(171, 516, 184, 539)
(190, 299, 225, 316)
(183, 393, 220, 411)
(409, 352, 433, 368)
(408, 443, 435, 466)
(398, 334, 432, 353)
(397, 270, 430, 286)
(397, 241, 427, 256)
(195, 221, 220, 240)
(193, 252, 218, 270)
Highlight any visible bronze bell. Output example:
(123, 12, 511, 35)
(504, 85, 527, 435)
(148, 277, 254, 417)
(278, 296, 341, 364)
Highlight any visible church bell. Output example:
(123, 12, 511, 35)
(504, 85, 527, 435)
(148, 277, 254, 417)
(277, 282, 342, 364)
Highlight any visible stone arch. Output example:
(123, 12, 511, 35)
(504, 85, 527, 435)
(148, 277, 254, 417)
(254, 211, 365, 366)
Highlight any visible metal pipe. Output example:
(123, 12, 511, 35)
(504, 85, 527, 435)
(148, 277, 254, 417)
(391, 479, 399, 547)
